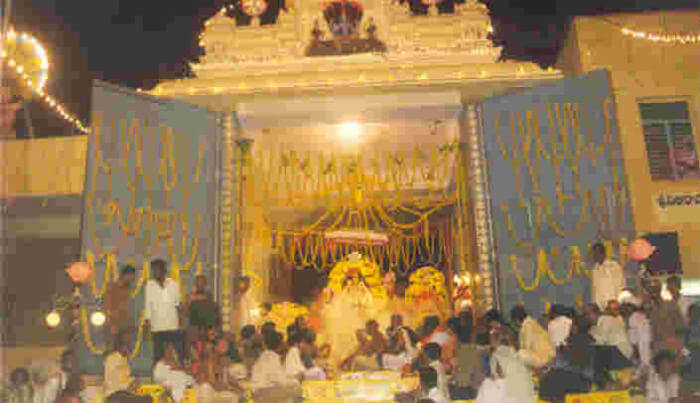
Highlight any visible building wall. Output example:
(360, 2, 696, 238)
(1, 136, 86, 198)
(560, 10, 700, 277)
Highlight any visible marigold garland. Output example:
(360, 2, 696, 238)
(81, 307, 146, 360)
(509, 244, 613, 292)
(494, 102, 626, 249)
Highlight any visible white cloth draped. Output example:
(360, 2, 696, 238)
(153, 361, 194, 402)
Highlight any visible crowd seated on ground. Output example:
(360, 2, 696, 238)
(5, 275, 700, 402)
(165, 274, 697, 402)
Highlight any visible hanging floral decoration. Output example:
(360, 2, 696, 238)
(510, 238, 629, 292)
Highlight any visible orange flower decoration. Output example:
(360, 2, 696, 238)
(65, 261, 94, 284)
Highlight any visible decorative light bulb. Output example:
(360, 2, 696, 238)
(90, 311, 106, 327)
(46, 310, 61, 328)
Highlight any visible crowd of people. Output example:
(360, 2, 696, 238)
(3, 247, 700, 403)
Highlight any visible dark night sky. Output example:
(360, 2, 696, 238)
(9, 0, 700, 137)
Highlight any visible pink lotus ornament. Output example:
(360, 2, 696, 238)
(628, 238, 656, 261)
(65, 261, 94, 284)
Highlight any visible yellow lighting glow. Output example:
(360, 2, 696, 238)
(620, 26, 700, 44)
(90, 311, 106, 327)
(46, 310, 61, 328)
(338, 121, 362, 144)
(2, 28, 89, 134)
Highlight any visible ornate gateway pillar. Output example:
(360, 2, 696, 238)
(463, 103, 498, 310)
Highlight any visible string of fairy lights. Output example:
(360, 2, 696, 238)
(1, 29, 90, 134)
(602, 17, 700, 44)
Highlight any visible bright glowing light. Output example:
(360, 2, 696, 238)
(250, 308, 261, 318)
(90, 311, 106, 327)
(46, 311, 61, 328)
(661, 284, 673, 301)
(338, 121, 362, 144)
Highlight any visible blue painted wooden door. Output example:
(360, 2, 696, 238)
(80, 82, 222, 375)
(478, 70, 634, 316)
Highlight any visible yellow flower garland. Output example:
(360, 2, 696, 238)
(81, 307, 146, 360)
(510, 244, 612, 292)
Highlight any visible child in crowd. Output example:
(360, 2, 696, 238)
(189, 327, 229, 389)
(645, 351, 680, 403)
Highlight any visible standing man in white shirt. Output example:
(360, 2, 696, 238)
(145, 259, 183, 367)
(591, 243, 625, 310)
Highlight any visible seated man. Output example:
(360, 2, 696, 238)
(382, 327, 418, 371)
(153, 343, 194, 402)
(104, 331, 150, 403)
(250, 331, 301, 403)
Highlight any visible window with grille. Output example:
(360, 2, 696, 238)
(639, 101, 700, 181)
